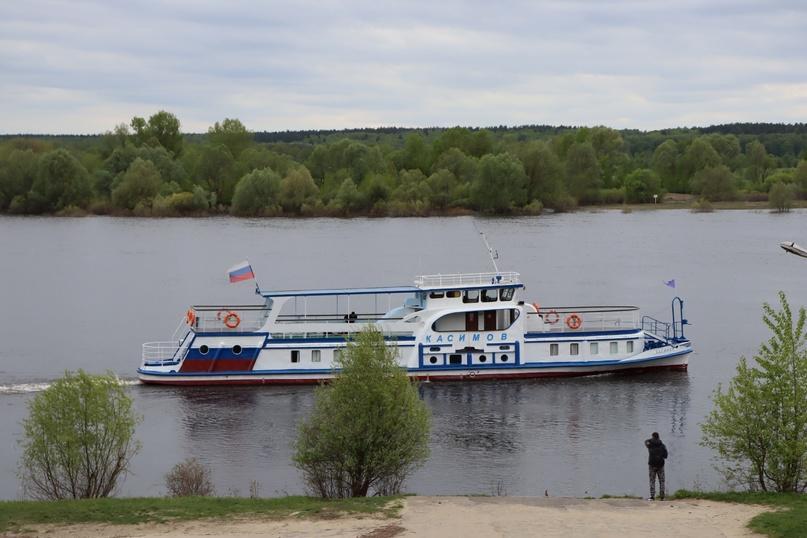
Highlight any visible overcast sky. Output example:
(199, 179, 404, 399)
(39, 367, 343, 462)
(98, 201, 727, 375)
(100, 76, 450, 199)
(2, 0, 806, 134)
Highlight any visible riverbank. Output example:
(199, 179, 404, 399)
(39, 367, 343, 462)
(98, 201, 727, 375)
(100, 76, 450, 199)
(0, 495, 779, 537)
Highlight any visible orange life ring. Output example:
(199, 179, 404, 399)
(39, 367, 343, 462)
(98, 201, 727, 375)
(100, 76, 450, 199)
(223, 311, 241, 329)
(566, 314, 582, 330)
(185, 309, 196, 326)
(544, 309, 560, 324)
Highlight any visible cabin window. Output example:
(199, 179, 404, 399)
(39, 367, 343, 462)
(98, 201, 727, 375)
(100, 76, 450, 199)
(610, 342, 619, 354)
(429, 291, 445, 299)
(550, 343, 559, 356)
(334, 349, 342, 361)
(312, 350, 321, 363)
(291, 350, 300, 363)
(449, 354, 463, 365)
(431, 308, 520, 332)
(199, 344, 209, 355)
(499, 288, 514, 301)
(570, 343, 579, 356)
(482, 289, 498, 302)
(500, 354, 509, 362)
(446, 290, 461, 298)
(463, 290, 479, 303)
(627, 340, 634, 353)
(232, 345, 242, 355)
(590, 342, 598, 355)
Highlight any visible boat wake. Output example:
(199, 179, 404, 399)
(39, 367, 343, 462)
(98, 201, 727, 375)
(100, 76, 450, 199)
(0, 378, 140, 395)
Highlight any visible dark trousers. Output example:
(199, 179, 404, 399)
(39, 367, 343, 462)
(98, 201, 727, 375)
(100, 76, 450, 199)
(649, 465, 665, 499)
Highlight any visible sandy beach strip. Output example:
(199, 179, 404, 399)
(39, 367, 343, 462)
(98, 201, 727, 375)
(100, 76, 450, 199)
(28, 496, 769, 538)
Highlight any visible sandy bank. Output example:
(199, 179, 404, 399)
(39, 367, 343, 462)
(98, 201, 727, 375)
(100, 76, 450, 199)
(30, 496, 769, 537)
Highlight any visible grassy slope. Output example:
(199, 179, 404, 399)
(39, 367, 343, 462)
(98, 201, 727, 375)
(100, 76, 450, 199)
(673, 490, 807, 538)
(0, 496, 399, 533)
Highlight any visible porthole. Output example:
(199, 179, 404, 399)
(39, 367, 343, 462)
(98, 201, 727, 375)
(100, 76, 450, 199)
(479, 355, 487, 363)
(232, 344, 242, 355)
(429, 356, 438, 364)
(199, 345, 209, 355)
(501, 354, 509, 362)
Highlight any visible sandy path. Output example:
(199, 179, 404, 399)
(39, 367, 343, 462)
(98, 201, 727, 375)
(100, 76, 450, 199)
(27, 496, 769, 538)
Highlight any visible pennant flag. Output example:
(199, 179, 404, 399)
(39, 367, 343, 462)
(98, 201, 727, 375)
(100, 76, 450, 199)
(227, 261, 255, 283)
(664, 279, 676, 289)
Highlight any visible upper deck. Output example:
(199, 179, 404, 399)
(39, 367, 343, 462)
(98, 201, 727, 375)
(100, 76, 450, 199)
(414, 272, 521, 289)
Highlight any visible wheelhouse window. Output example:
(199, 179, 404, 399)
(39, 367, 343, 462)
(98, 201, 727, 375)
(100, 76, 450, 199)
(446, 290, 461, 298)
(610, 342, 618, 354)
(550, 343, 559, 356)
(429, 291, 445, 299)
(482, 289, 498, 303)
(499, 288, 515, 301)
(291, 350, 300, 363)
(590, 342, 599, 355)
(570, 343, 579, 356)
(463, 290, 479, 303)
(311, 350, 321, 363)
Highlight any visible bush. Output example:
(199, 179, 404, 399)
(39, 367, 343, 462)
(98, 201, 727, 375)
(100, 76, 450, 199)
(769, 182, 795, 213)
(623, 168, 662, 203)
(294, 327, 430, 498)
(19, 371, 141, 499)
(701, 292, 807, 492)
(230, 168, 281, 216)
(111, 157, 163, 210)
(164, 458, 215, 497)
(29, 149, 92, 213)
(691, 197, 714, 213)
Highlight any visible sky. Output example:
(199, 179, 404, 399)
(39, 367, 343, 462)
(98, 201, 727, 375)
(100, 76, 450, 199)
(1, 0, 806, 134)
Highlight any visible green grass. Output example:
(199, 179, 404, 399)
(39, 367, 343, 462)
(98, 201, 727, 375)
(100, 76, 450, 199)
(0, 495, 400, 533)
(673, 490, 807, 538)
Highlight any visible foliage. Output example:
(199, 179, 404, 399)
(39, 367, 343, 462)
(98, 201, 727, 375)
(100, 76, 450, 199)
(624, 168, 662, 203)
(471, 153, 527, 212)
(28, 149, 92, 213)
(19, 371, 141, 500)
(691, 197, 714, 213)
(769, 182, 795, 213)
(565, 142, 602, 202)
(690, 164, 737, 201)
(701, 292, 807, 492)
(208, 118, 251, 158)
(130, 110, 183, 156)
(231, 168, 281, 216)
(164, 458, 214, 497)
(673, 490, 807, 538)
(294, 327, 430, 498)
(279, 167, 319, 214)
(111, 158, 163, 210)
(0, 495, 400, 533)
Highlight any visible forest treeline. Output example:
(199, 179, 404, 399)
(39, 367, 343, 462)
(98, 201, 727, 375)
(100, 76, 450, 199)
(1, 112, 807, 217)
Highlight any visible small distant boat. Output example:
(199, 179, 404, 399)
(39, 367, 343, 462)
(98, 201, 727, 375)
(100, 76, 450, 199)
(780, 242, 807, 258)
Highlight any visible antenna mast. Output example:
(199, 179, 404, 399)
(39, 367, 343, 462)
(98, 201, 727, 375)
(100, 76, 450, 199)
(474, 224, 500, 274)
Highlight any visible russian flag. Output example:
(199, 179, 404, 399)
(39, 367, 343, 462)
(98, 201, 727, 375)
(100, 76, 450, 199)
(227, 261, 255, 283)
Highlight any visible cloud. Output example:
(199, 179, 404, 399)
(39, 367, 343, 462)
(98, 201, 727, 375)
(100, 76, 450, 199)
(0, 0, 806, 133)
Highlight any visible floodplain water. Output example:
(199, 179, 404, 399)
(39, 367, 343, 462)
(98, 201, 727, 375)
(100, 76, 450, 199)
(1, 210, 806, 499)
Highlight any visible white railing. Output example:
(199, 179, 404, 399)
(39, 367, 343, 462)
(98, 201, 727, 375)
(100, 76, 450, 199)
(142, 341, 184, 365)
(415, 272, 521, 288)
(527, 306, 640, 333)
(189, 305, 269, 333)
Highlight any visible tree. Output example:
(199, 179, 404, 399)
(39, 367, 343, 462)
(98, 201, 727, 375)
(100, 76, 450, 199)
(29, 149, 91, 213)
(565, 142, 602, 202)
(279, 167, 319, 213)
(230, 168, 281, 216)
(0, 149, 38, 210)
(793, 160, 807, 198)
(194, 144, 236, 205)
(208, 118, 252, 158)
(701, 292, 807, 492)
(19, 370, 141, 499)
(519, 140, 564, 204)
(682, 138, 721, 183)
(745, 140, 770, 186)
(471, 153, 527, 212)
(652, 140, 681, 192)
(624, 168, 663, 203)
(131, 111, 183, 155)
(690, 164, 736, 201)
(294, 327, 430, 497)
(768, 181, 795, 213)
(111, 158, 163, 210)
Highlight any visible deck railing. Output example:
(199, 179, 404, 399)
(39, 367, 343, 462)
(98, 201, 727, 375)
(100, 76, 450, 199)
(528, 306, 640, 333)
(190, 305, 270, 333)
(142, 340, 185, 366)
(415, 272, 521, 288)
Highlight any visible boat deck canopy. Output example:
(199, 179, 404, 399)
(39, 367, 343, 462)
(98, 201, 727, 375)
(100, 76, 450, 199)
(258, 286, 422, 298)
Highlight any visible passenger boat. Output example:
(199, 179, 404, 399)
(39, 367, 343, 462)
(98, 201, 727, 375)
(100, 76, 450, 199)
(138, 271, 692, 385)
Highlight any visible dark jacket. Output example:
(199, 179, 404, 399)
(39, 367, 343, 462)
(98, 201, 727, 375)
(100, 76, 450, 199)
(645, 438, 668, 467)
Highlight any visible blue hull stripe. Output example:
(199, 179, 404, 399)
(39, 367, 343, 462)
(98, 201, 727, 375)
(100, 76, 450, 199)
(524, 329, 643, 339)
(139, 348, 691, 378)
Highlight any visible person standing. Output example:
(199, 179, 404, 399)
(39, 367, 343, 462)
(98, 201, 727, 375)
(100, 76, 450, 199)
(644, 432, 668, 500)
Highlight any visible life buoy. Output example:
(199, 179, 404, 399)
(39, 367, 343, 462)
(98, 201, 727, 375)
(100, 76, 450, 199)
(531, 303, 540, 314)
(566, 314, 582, 330)
(223, 311, 241, 329)
(185, 309, 196, 326)
(544, 309, 560, 324)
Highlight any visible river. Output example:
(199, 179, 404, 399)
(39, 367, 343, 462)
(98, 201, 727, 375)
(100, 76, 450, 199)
(1, 210, 805, 499)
